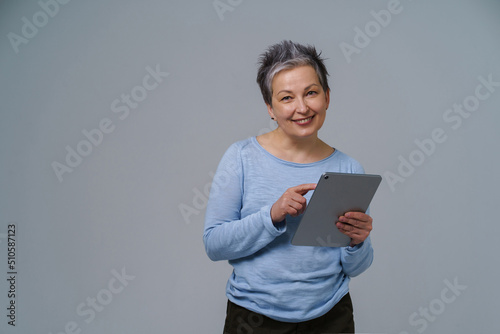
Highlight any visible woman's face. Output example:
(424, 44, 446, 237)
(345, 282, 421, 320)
(267, 65, 330, 141)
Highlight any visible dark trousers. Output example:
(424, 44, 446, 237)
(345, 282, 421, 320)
(223, 293, 355, 334)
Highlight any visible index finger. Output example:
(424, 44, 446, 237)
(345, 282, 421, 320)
(292, 183, 317, 195)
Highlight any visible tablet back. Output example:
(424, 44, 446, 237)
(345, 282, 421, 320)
(291, 172, 382, 247)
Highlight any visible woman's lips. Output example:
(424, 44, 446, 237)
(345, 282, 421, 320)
(292, 115, 314, 125)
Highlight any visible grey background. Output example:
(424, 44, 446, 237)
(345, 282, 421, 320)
(1, 0, 499, 333)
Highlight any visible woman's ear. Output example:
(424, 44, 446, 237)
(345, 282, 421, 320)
(267, 103, 276, 120)
(325, 88, 331, 110)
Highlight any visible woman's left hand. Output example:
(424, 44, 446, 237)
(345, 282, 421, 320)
(336, 212, 373, 247)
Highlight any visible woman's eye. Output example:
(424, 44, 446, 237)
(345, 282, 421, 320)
(307, 91, 318, 96)
(281, 96, 292, 101)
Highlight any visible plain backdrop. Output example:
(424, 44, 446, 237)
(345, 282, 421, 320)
(1, 0, 499, 333)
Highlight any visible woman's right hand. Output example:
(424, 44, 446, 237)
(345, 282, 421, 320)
(270, 183, 317, 224)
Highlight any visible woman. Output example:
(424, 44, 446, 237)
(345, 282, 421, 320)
(204, 40, 374, 333)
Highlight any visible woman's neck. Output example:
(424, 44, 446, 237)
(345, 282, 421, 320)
(257, 129, 334, 164)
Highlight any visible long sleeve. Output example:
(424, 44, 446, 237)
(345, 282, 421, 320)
(340, 236, 374, 277)
(203, 143, 285, 261)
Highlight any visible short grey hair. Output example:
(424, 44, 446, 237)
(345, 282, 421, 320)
(256, 40, 330, 106)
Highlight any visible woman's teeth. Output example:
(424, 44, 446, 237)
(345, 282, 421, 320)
(295, 116, 312, 124)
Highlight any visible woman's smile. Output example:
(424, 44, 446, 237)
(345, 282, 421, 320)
(292, 115, 315, 125)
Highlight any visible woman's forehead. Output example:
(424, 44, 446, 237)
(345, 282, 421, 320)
(272, 66, 320, 92)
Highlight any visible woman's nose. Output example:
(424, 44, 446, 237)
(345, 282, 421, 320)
(295, 98, 308, 113)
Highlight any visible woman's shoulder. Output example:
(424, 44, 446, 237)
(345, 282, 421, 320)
(225, 137, 255, 153)
(219, 137, 260, 162)
(328, 148, 365, 173)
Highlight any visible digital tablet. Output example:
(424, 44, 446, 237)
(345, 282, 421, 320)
(291, 172, 382, 247)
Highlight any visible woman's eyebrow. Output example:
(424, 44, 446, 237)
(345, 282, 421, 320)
(276, 83, 320, 95)
(276, 89, 293, 95)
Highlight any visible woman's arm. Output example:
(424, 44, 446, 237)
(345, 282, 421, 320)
(340, 236, 374, 277)
(203, 143, 285, 261)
